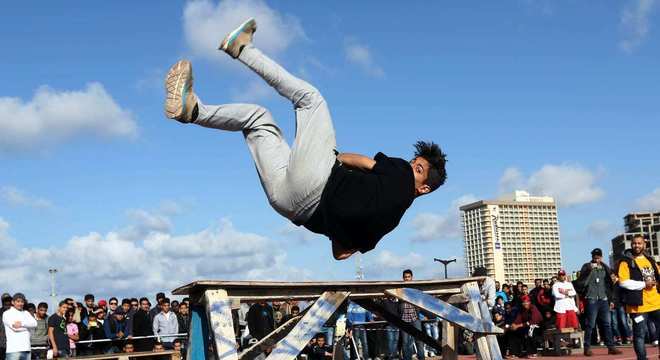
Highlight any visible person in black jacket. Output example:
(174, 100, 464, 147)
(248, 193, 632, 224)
(574, 248, 622, 356)
(247, 302, 274, 340)
(132, 297, 154, 352)
(79, 311, 107, 355)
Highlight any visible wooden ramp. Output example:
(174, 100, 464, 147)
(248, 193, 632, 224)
(177, 278, 502, 360)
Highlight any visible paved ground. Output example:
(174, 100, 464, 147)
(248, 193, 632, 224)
(455, 345, 659, 359)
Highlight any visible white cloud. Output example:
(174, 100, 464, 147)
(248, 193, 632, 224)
(636, 188, 660, 211)
(0, 83, 137, 152)
(365, 250, 426, 278)
(278, 223, 321, 244)
(344, 38, 385, 78)
(0, 218, 17, 249)
(620, 0, 657, 53)
(0, 214, 310, 302)
(410, 194, 477, 242)
(498, 164, 604, 207)
(0, 186, 53, 209)
(183, 0, 305, 63)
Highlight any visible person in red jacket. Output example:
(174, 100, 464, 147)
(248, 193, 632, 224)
(509, 295, 542, 358)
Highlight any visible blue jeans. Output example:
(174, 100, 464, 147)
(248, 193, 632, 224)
(611, 305, 631, 338)
(6, 352, 30, 360)
(584, 299, 614, 349)
(423, 320, 439, 355)
(631, 310, 660, 360)
(353, 327, 369, 360)
(386, 325, 399, 359)
(401, 320, 425, 360)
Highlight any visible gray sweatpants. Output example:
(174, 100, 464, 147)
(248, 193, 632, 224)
(193, 45, 337, 224)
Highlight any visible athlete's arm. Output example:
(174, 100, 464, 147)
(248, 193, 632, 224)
(337, 153, 376, 172)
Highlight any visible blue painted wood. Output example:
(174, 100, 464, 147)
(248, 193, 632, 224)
(189, 304, 211, 360)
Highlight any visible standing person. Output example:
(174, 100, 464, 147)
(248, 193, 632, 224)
(346, 301, 371, 360)
(552, 270, 579, 331)
(64, 312, 78, 357)
(2, 293, 37, 360)
(575, 248, 622, 356)
(107, 298, 119, 318)
(176, 302, 190, 337)
(617, 234, 660, 360)
(149, 293, 165, 322)
(609, 273, 632, 345)
(78, 312, 106, 355)
(246, 302, 274, 341)
(120, 299, 135, 337)
(495, 282, 508, 304)
(31, 303, 49, 360)
(131, 298, 154, 352)
(47, 301, 70, 358)
(164, 18, 448, 261)
(82, 295, 95, 322)
(472, 267, 496, 309)
(399, 269, 424, 360)
(104, 308, 129, 353)
(1, 293, 13, 360)
(529, 279, 543, 306)
(152, 298, 178, 349)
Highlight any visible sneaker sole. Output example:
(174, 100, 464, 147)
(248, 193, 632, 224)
(164, 60, 192, 120)
(220, 18, 256, 51)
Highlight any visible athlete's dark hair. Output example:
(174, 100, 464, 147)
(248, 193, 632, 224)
(403, 269, 413, 277)
(413, 141, 447, 191)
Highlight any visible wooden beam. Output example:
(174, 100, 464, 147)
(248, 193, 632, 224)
(205, 289, 239, 360)
(352, 298, 442, 354)
(385, 288, 502, 334)
(266, 291, 349, 360)
(238, 307, 310, 360)
(441, 321, 459, 360)
(188, 304, 211, 360)
(461, 282, 503, 360)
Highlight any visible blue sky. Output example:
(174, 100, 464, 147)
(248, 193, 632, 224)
(1, 0, 659, 302)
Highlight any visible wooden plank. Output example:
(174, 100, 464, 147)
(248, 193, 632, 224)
(442, 321, 459, 360)
(477, 295, 503, 360)
(266, 291, 349, 360)
(172, 278, 486, 296)
(385, 288, 502, 334)
(238, 307, 310, 360)
(461, 282, 500, 360)
(205, 289, 239, 360)
(188, 304, 211, 360)
(352, 298, 442, 354)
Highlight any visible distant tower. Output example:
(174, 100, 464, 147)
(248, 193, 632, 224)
(355, 254, 365, 280)
(460, 190, 562, 284)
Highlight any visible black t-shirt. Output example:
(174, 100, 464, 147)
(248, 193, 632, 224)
(304, 152, 415, 252)
(47, 314, 70, 351)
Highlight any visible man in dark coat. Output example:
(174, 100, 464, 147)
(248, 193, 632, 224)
(574, 248, 622, 356)
(247, 302, 274, 340)
(132, 298, 155, 352)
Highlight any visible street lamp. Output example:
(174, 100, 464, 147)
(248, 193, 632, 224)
(434, 258, 457, 279)
(48, 268, 57, 309)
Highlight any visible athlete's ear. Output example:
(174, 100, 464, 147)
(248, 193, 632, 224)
(417, 184, 431, 196)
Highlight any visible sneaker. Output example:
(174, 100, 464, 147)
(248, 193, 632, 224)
(607, 347, 622, 355)
(219, 18, 257, 58)
(164, 60, 197, 123)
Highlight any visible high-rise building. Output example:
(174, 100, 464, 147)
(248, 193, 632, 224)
(460, 191, 562, 284)
(611, 212, 660, 263)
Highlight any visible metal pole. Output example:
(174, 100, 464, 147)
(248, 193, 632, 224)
(48, 268, 57, 309)
(433, 258, 456, 279)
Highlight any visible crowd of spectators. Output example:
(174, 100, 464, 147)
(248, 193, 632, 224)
(0, 292, 188, 359)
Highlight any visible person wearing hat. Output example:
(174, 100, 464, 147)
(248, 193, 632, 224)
(617, 234, 660, 360)
(2, 293, 37, 360)
(103, 307, 129, 353)
(552, 270, 579, 331)
(574, 248, 621, 356)
(509, 295, 542, 358)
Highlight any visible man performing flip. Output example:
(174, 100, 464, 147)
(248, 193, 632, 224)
(164, 18, 447, 260)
